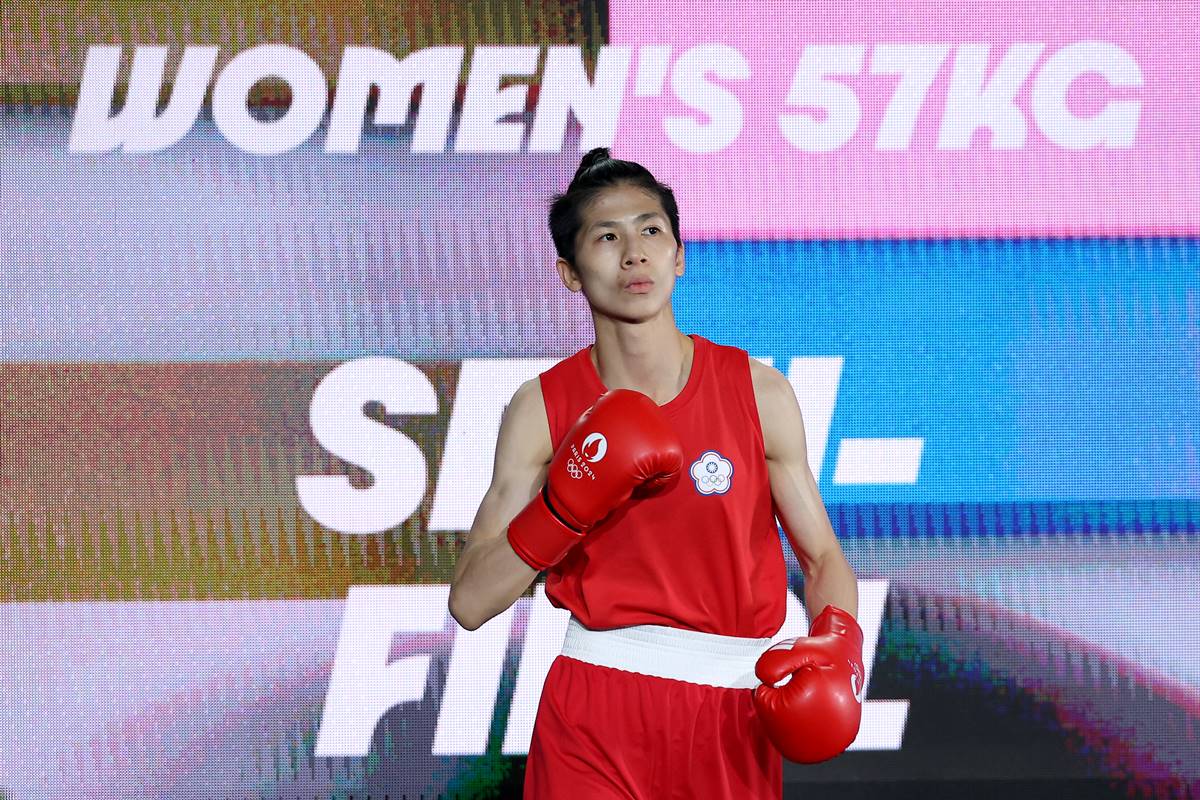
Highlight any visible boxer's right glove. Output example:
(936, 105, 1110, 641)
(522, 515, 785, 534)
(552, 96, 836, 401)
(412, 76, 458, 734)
(752, 605, 866, 763)
(506, 388, 684, 571)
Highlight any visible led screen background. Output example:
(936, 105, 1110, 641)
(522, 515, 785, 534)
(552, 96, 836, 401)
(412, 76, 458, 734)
(1, 2, 1198, 798)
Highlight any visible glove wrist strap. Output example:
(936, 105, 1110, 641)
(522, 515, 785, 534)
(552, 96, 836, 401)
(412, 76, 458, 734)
(506, 488, 586, 571)
(809, 605, 862, 640)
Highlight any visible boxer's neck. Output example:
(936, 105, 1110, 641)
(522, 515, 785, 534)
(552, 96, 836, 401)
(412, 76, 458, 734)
(590, 322, 694, 406)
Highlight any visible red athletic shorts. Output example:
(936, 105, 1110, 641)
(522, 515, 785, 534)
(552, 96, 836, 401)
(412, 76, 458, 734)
(524, 620, 783, 799)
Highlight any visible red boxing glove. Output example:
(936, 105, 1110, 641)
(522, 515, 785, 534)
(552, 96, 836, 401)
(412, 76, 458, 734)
(506, 389, 684, 571)
(752, 605, 866, 764)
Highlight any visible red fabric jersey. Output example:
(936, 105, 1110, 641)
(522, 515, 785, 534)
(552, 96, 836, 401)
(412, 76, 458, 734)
(539, 333, 788, 638)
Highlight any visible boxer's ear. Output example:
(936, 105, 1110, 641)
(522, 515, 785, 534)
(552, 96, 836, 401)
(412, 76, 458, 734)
(556, 256, 583, 292)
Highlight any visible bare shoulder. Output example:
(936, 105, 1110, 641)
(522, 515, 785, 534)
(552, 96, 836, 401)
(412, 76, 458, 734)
(497, 376, 553, 469)
(747, 358, 804, 461)
(505, 375, 543, 417)
(748, 358, 793, 411)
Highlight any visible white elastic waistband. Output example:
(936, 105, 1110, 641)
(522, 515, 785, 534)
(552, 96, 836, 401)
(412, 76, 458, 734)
(559, 616, 771, 689)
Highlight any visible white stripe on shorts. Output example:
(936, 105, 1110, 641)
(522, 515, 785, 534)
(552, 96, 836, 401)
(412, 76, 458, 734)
(559, 616, 773, 689)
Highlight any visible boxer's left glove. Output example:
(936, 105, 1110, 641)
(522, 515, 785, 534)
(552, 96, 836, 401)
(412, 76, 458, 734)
(506, 389, 684, 571)
(752, 605, 866, 763)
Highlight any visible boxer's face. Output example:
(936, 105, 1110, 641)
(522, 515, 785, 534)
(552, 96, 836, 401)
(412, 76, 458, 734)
(556, 183, 684, 321)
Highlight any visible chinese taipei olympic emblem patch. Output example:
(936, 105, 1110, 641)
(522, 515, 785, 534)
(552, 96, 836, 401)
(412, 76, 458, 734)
(690, 450, 733, 495)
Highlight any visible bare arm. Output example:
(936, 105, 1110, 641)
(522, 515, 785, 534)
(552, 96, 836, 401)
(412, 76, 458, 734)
(750, 360, 858, 620)
(447, 377, 553, 631)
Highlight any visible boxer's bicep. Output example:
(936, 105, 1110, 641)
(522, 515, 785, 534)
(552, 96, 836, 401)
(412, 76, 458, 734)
(751, 360, 842, 573)
(457, 378, 552, 573)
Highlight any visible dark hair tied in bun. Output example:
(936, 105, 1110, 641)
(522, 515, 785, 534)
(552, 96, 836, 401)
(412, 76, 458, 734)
(549, 147, 680, 266)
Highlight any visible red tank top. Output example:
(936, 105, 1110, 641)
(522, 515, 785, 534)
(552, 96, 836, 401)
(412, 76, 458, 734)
(539, 333, 788, 638)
